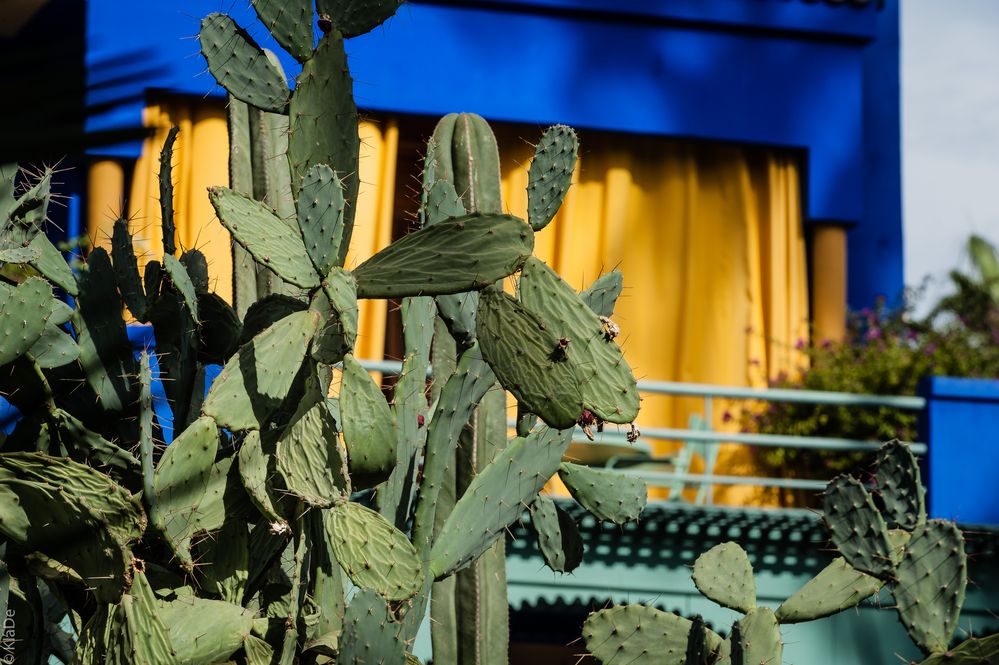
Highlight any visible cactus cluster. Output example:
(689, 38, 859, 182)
(582, 440, 997, 665)
(0, 1, 647, 662)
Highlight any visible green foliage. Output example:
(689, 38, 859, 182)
(746, 278, 999, 487)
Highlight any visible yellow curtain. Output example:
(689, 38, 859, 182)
(92, 100, 396, 361)
(495, 128, 809, 505)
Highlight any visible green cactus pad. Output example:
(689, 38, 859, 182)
(822, 474, 894, 579)
(431, 427, 573, 579)
(200, 13, 289, 113)
(209, 187, 320, 289)
(893, 520, 967, 655)
(340, 354, 397, 489)
(520, 257, 639, 423)
(557, 462, 647, 524)
(237, 430, 286, 527)
(111, 217, 147, 320)
(313, 267, 357, 362)
(0, 277, 52, 366)
(297, 164, 345, 278)
(732, 608, 782, 665)
(914, 633, 999, 665)
(288, 33, 359, 264)
(50, 409, 140, 483)
(583, 604, 695, 665)
(251, 0, 314, 61)
(180, 249, 210, 294)
(157, 595, 256, 665)
(162, 254, 200, 324)
(692, 542, 757, 613)
(581, 269, 624, 318)
(353, 213, 535, 298)
(241, 293, 307, 344)
(477, 287, 583, 428)
(275, 401, 350, 507)
(29, 308, 79, 368)
(337, 587, 406, 665)
(873, 439, 926, 531)
(0, 243, 40, 263)
(27, 232, 78, 295)
(197, 293, 242, 363)
(528, 495, 583, 573)
(203, 310, 321, 431)
(118, 570, 176, 663)
(151, 416, 220, 568)
(329, 502, 421, 600)
(0, 452, 145, 548)
(775, 556, 883, 624)
(316, 0, 404, 38)
(160, 126, 179, 256)
(0, 468, 132, 602)
(685, 615, 711, 665)
(527, 125, 578, 231)
(75, 247, 138, 411)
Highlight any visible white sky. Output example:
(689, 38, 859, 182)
(902, 0, 999, 309)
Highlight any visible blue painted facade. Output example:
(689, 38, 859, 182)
(83, 0, 902, 309)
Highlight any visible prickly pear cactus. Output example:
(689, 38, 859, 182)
(582, 440, 978, 665)
(0, 2, 648, 662)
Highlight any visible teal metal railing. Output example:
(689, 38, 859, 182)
(356, 359, 927, 502)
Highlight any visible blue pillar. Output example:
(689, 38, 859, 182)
(919, 376, 999, 525)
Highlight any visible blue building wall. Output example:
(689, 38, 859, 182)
(83, 0, 902, 307)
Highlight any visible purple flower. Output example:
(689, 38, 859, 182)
(865, 327, 882, 341)
(795, 338, 806, 350)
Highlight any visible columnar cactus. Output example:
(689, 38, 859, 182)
(0, 1, 646, 662)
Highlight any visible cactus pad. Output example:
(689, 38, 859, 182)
(288, 33, 359, 264)
(527, 125, 577, 231)
(297, 164, 345, 278)
(111, 217, 147, 320)
(340, 354, 397, 489)
(28, 232, 78, 295)
(528, 495, 583, 573)
(275, 401, 350, 507)
(156, 594, 257, 664)
(581, 269, 624, 318)
(353, 213, 534, 298)
(316, 0, 404, 38)
(0, 277, 52, 366)
(151, 416, 220, 568)
(329, 502, 421, 601)
(873, 439, 926, 531)
(251, 0, 314, 61)
(337, 587, 406, 665)
(118, 571, 176, 663)
(822, 474, 894, 579)
(733, 607, 782, 665)
(776, 556, 883, 624)
(477, 287, 583, 428)
(893, 520, 967, 655)
(237, 430, 286, 527)
(314, 267, 357, 361)
(200, 13, 289, 113)
(519, 257, 639, 423)
(241, 293, 307, 344)
(209, 187, 320, 289)
(180, 249, 210, 294)
(163, 254, 200, 324)
(203, 310, 320, 431)
(558, 462, 647, 524)
(692, 542, 756, 613)
(583, 604, 694, 665)
(430, 427, 573, 579)
(914, 633, 999, 665)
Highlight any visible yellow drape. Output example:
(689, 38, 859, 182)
(98, 101, 396, 361)
(495, 129, 809, 505)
